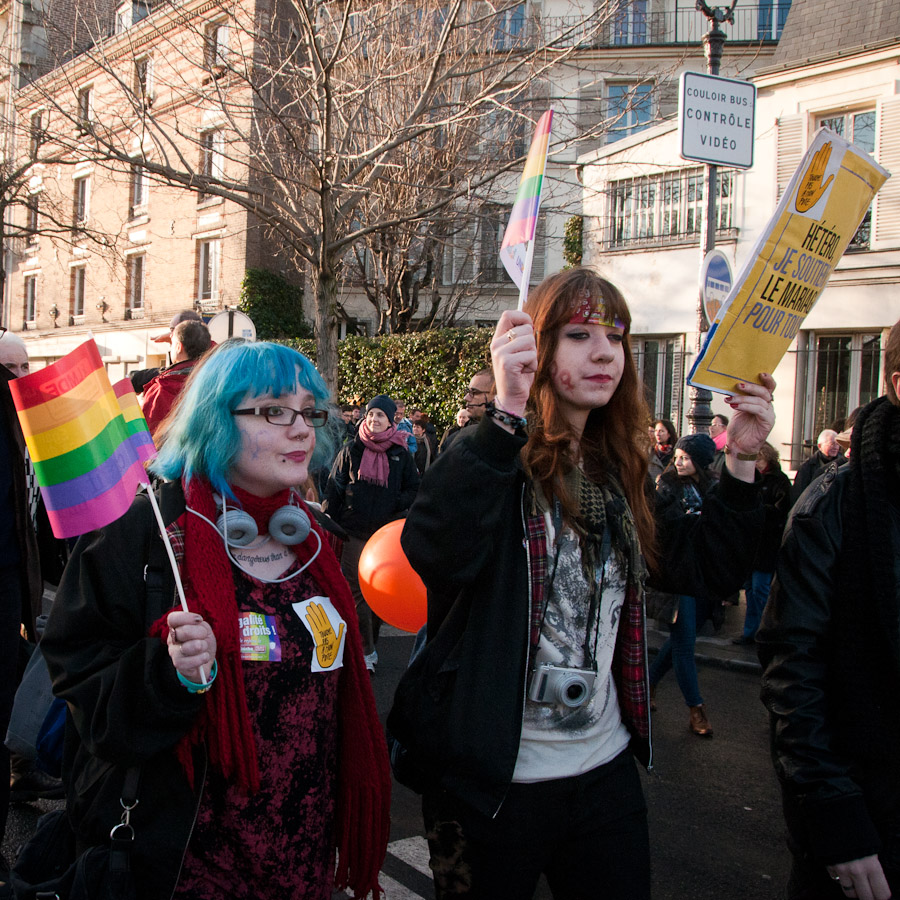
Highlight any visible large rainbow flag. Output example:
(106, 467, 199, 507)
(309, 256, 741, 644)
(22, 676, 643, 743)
(500, 108, 553, 304)
(10, 339, 156, 538)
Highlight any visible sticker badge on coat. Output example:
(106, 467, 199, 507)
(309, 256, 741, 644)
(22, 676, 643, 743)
(239, 612, 282, 662)
(293, 596, 346, 672)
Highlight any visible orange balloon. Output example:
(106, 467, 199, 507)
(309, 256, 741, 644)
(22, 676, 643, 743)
(358, 520, 427, 634)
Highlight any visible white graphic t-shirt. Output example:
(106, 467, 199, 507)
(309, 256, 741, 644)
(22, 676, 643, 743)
(512, 526, 631, 783)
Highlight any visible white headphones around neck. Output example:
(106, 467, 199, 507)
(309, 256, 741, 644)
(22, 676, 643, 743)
(214, 497, 312, 547)
(187, 491, 322, 584)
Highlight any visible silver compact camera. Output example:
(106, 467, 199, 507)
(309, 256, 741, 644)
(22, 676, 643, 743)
(528, 663, 597, 709)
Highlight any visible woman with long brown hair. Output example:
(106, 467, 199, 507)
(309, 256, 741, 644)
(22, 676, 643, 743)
(389, 267, 775, 899)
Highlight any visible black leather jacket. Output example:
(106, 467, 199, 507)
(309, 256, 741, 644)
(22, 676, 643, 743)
(390, 416, 763, 818)
(759, 462, 900, 867)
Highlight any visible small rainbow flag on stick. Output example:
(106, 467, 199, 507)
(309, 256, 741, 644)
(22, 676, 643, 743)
(500, 108, 554, 309)
(10, 339, 156, 538)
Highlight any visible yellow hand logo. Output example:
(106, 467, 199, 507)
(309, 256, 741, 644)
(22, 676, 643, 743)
(795, 142, 834, 213)
(305, 601, 345, 669)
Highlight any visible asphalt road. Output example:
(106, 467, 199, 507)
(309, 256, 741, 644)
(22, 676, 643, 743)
(5, 625, 793, 899)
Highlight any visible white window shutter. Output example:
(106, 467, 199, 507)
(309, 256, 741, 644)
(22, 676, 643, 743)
(670, 336, 684, 425)
(776, 114, 805, 202)
(873, 97, 900, 247)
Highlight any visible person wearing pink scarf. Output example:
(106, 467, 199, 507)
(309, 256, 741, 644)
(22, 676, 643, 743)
(323, 395, 419, 671)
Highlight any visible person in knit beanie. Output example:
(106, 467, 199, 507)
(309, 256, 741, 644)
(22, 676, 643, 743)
(324, 393, 419, 672)
(650, 430, 721, 736)
(674, 433, 716, 471)
(41, 340, 391, 900)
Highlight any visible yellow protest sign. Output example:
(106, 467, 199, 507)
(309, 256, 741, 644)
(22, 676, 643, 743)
(688, 128, 890, 394)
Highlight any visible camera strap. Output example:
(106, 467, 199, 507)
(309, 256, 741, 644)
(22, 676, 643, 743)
(538, 496, 611, 673)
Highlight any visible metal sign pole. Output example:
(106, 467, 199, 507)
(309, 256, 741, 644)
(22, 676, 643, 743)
(686, 0, 736, 435)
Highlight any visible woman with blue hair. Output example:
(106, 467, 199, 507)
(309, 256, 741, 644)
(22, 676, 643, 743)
(41, 340, 391, 900)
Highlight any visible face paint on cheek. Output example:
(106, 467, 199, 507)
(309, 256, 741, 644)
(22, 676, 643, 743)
(558, 370, 574, 391)
(244, 432, 266, 460)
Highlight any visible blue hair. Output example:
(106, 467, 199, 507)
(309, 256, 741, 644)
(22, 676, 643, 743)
(150, 340, 335, 497)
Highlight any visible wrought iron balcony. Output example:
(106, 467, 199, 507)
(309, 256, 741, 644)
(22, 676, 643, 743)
(493, 4, 791, 51)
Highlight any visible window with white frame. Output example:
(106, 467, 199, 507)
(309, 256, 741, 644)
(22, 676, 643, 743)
(73, 176, 89, 227)
(199, 130, 224, 200)
(197, 238, 221, 306)
(130, 162, 149, 216)
(493, 3, 525, 50)
(24, 275, 36, 322)
(116, 0, 149, 32)
(606, 167, 735, 249)
(443, 207, 544, 285)
(205, 20, 230, 70)
(632, 336, 684, 423)
(606, 82, 653, 144)
(135, 56, 153, 106)
(71, 266, 86, 318)
(817, 110, 876, 250)
(28, 110, 44, 160)
(76, 87, 92, 133)
(612, 0, 648, 45)
(757, 0, 792, 40)
(25, 195, 39, 245)
(792, 330, 883, 467)
(127, 254, 145, 310)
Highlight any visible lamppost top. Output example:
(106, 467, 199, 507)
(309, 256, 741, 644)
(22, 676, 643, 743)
(695, 0, 737, 29)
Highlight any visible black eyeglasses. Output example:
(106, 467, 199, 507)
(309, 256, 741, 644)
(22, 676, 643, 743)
(464, 387, 490, 397)
(233, 406, 329, 427)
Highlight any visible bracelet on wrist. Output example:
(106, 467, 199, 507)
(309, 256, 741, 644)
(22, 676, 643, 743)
(724, 445, 759, 461)
(484, 402, 527, 430)
(177, 659, 218, 694)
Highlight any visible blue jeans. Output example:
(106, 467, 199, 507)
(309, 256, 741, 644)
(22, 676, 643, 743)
(649, 595, 702, 707)
(742, 570, 773, 639)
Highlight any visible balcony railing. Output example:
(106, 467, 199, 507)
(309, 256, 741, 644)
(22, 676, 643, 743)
(494, 4, 790, 51)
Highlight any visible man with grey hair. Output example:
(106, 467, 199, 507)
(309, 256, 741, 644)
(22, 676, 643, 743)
(0, 332, 29, 379)
(791, 427, 846, 504)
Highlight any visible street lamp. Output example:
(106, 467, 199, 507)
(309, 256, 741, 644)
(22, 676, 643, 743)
(686, 0, 737, 435)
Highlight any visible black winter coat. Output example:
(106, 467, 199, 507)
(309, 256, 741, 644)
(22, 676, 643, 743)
(389, 417, 764, 818)
(754, 467, 791, 572)
(759, 396, 900, 869)
(791, 449, 846, 504)
(323, 436, 419, 539)
(41, 483, 203, 900)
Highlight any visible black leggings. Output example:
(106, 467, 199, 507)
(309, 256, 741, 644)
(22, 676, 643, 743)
(423, 749, 650, 900)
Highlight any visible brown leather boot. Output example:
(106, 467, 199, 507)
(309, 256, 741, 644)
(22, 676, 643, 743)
(689, 704, 713, 737)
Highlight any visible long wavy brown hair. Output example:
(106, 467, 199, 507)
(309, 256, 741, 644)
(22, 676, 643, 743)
(521, 268, 656, 568)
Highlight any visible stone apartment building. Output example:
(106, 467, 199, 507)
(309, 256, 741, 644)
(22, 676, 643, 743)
(1, 0, 286, 380)
(0, 0, 791, 378)
(579, 0, 900, 471)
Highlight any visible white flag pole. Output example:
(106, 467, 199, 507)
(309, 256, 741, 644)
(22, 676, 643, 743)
(143, 481, 208, 684)
(513, 110, 553, 311)
(517, 239, 536, 311)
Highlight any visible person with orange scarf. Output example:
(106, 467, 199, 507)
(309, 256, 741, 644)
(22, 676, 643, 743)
(41, 340, 390, 900)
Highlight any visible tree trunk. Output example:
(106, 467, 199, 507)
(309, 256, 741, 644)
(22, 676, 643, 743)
(312, 268, 340, 393)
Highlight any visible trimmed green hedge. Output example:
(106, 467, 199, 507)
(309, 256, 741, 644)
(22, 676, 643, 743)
(284, 327, 493, 430)
(239, 269, 312, 340)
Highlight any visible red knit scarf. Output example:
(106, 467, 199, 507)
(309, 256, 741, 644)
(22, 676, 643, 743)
(149, 478, 391, 898)
(357, 421, 409, 486)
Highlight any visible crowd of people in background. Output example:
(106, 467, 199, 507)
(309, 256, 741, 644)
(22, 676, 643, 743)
(1, 286, 894, 900)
